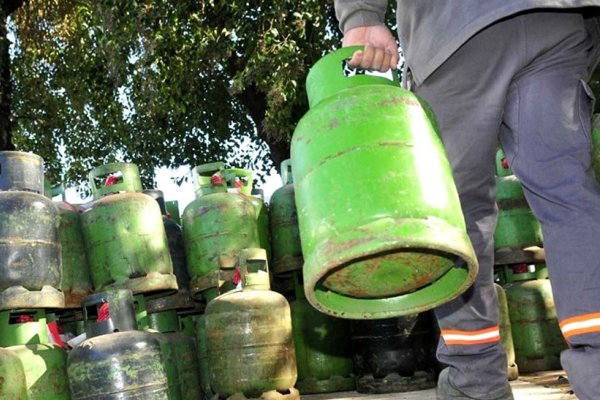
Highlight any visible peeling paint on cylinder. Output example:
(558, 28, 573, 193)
(0, 151, 63, 310)
(82, 163, 177, 295)
(290, 47, 478, 319)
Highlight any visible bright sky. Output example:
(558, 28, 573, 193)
(63, 165, 283, 215)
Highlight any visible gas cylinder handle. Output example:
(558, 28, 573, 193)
(281, 159, 293, 185)
(306, 46, 400, 108)
(192, 162, 227, 197)
(239, 248, 270, 290)
(224, 168, 253, 196)
(89, 163, 143, 199)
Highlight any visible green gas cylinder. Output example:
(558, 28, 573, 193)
(224, 167, 271, 261)
(0, 348, 28, 399)
(290, 272, 354, 394)
(502, 264, 566, 372)
(0, 309, 70, 400)
(82, 163, 177, 295)
(148, 310, 202, 400)
(67, 290, 169, 399)
(269, 160, 303, 275)
(592, 114, 600, 182)
(494, 149, 543, 255)
(205, 248, 298, 399)
(494, 283, 518, 381)
(193, 289, 219, 400)
(183, 162, 260, 300)
(56, 201, 92, 308)
(0, 151, 63, 310)
(290, 47, 477, 319)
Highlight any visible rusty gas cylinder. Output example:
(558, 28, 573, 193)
(291, 47, 477, 319)
(0, 151, 63, 310)
(205, 248, 299, 399)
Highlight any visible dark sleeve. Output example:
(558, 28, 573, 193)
(334, 0, 388, 34)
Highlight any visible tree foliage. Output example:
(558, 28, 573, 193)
(10, 1, 397, 190)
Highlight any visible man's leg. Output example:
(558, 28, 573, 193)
(414, 14, 527, 400)
(499, 11, 600, 400)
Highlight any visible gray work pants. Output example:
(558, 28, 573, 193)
(414, 11, 600, 400)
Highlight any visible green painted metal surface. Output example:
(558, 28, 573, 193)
(0, 348, 28, 400)
(494, 149, 543, 251)
(503, 265, 566, 373)
(82, 163, 176, 295)
(495, 283, 518, 381)
(592, 114, 600, 182)
(183, 163, 260, 300)
(57, 202, 92, 308)
(291, 272, 354, 394)
(0, 310, 70, 400)
(205, 249, 297, 397)
(149, 311, 202, 400)
(290, 47, 477, 319)
(270, 160, 303, 275)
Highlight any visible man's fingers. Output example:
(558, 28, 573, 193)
(348, 50, 363, 68)
(381, 52, 392, 73)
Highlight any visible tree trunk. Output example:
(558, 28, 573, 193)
(0, 0, 25, 151)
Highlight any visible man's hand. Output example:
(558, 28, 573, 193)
(343, 25, 399, 72)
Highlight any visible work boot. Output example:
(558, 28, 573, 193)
(436, 368, 514, 400)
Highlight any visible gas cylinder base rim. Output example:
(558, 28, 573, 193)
(145, 290, 196, 313)
(218, 387, 300, 400)
(507, 364, 519, 381)
(355, 371, 437, 394)
(272, 256, 304, 276)
(190, 270, 235, 301)
(296, 375, 355, 394)
(0, 285, 65, 311)
(303, 217, 478, 319)
(94, 273, 178, 297)
(63, 291, 93, 309)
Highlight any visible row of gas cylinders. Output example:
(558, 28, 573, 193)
(0, 253, 567, 400)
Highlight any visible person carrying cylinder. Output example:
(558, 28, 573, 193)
(333, 1, 600, 399)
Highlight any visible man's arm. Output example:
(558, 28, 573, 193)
(334, 0, 399, 72)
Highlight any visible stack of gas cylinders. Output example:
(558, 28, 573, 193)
(0, 46, 575, 399)
(493, 149, 566, 379)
